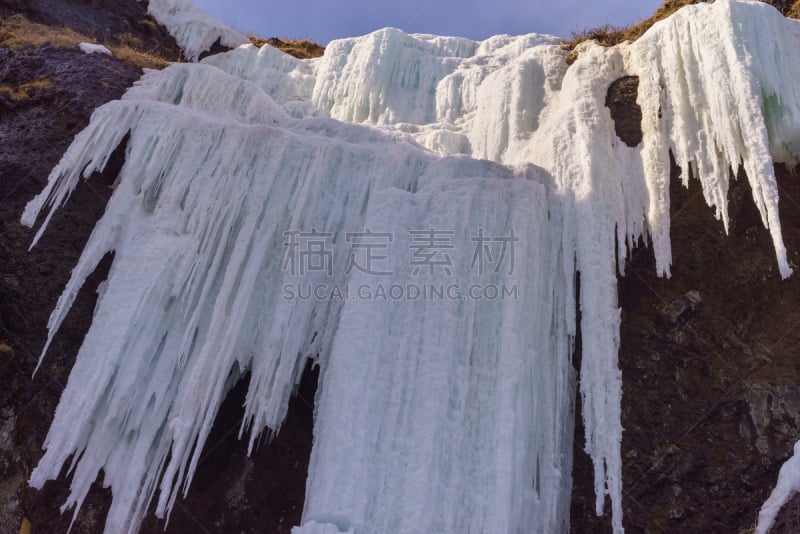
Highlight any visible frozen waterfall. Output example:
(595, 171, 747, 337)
(21, 1, 800, 533)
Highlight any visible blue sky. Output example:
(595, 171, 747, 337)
(192, 0, 664, 44)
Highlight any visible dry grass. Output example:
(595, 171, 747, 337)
(112, 31, 172, 67)
(563, 0, 702, 61)
(565, 24, 628, 51)
(0, 14, 86, 49)
(0, 77, 53, 102)
(563, 0, 799, 63)
(111, 46, 171, 69)
(0, 14, 174, 69)
(249, 35, 325, 59)
(790, 0, 800, 18)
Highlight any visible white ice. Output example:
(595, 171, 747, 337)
(21, 1, 800, 533)
(757, 442, 800, 534)
(78, 43, 112, 56)
(144, 0, 250, 61)
(296, 169, 575, 534)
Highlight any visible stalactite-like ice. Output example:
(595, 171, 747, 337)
(22, 1, 800, 533)
(629, 0, 800, 278)
(143, 0, 249, 61)
(23, 61, 575, 534)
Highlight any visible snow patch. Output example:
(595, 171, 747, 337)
(78, 43, 112, 56)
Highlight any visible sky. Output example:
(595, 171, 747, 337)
(192, 0, 664, 45)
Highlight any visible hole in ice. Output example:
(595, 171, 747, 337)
(606, 76, 643, 148)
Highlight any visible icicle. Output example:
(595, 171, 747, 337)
(22, 2, 800, 533)
(143, 0, 249, 61)
(628, 0, 800, 278)
(757, 441, 800, 534)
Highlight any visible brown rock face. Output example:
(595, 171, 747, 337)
(0, 42, 141, 534)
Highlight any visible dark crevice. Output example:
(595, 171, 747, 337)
(95, 133, 130, 190)
(198, 38, 233, 61)
(606, 76, 643, 148)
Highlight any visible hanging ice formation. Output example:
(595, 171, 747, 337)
(142, 0, 250, 61)
(20, 1, 800, 533)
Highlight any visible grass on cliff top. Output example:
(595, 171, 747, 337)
(564, 0, 800, 62)
(0, 14, 176, 69)
(563, 0, 702, 54)
(249, 35, 325, 59)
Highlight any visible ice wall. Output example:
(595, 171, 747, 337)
(22, 60, 577, 534)
(297, 171, 575, 534)
(21, 1, 800, 533)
